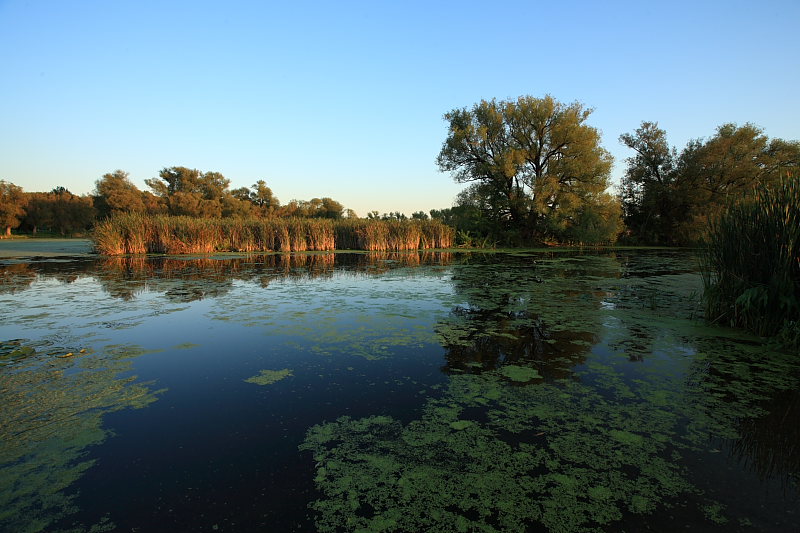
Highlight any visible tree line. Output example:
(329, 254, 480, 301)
(2, 94, 798, 243)
(435, 95, 799, 246)
(0, 167, 353, 237)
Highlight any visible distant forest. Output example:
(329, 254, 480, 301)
(2, 95, 798, 246)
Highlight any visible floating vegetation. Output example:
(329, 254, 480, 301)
(301, 368, 698, 533)
(301, 332, 800, 533)
(172, 342, 200, 350)
(499, 364, 540, 382)
(3, 249, 800, 531)
(0, 339, 35, 363)
(301, 250, 800, 532)
(244, 368, 293, 386)
(0, 341, 164, 532)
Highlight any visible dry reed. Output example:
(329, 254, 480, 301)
(92, 214, 454, 255)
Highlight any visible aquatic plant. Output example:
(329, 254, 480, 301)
(91, 214, 454, 254)
(0, 341, 163, 532)
(700, 176, 800, 345)
(300, 369, 697, 533)
(244, 368, 293, 386)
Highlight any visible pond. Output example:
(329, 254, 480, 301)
(1, 249, 798, 532)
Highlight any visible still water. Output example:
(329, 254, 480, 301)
(1, 250, 798, 532)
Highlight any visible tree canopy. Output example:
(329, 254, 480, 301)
(94, 170, 148, 217)
(437, 95, 618, 244)
(620, 122, 800, 243)
(0, 180, 28, 237)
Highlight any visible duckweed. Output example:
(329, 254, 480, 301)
(244, 368, 293, 386)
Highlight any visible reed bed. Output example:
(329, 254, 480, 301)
(700, 176, 799, 345)
(92, 215, 454, 255)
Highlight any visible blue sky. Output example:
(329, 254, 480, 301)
(1, 0, 798, 216)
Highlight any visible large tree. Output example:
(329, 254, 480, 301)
(232, 180, 280, 217)
(437, 95, 615, 243)
(145, 166, 235, 218)
(0, 180, 28, 237)
(619, 122, 679, 243)
(94, 170, 146, 217)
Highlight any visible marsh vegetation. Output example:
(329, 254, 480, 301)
(92, 214, 454, 255)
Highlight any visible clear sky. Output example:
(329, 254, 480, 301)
(1, 0, 798, 216)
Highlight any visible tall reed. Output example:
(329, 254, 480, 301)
(92, 215, 455, 255)
(700, 176, 799, 344)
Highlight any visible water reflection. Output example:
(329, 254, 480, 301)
(436, 253, 620, 379)
(0, 252, 455, 302)
(1, 250, 798, 532)
(733, 388, 800, 483)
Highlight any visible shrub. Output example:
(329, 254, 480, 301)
(701, 176, 799, 346)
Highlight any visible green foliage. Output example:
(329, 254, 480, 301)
(145, 166, 248, 218)
(437, 95, 618, 244)
(93, 170, 149, 217)
(619, 122, 679, 244)
(278, 197, 345, 219)
(701, 176, 800, 345)
(621, 121, 800, 244)
(0, 180, 28, 237)
(20, 189, 96, 236)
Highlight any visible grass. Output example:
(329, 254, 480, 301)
(700, 176, 799, 345)
(92, 214, 454, 255)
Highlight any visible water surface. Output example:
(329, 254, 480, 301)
(1, 250, 798, 532)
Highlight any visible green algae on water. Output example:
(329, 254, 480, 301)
(0, 341, 163, 533)
(499, 364, 541, 382)
(244, 368, 293, 386)
(300, 367, 702, 533)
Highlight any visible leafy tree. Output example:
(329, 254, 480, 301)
(380, 211, 407, 221)
(411, 211, 429, 220)
(141, 191, 167, 215)
(231, 187, 251, 202)
(621, 122, 800, 243)
(145, 167, 232, 217)
(21, 192, 52, 234)
(437, 95, 613, 243)
(22, 188, 95, 235)
(94, 170, 146, 218)
(277, 197, 344, 219)
(48, 188, 96, 235)
(318, 197, 344, 219)
(221, 194, 253, 218)
(250, 180, 280, 211)
(563, 192, 623, 244)
(0, 180, 28, 237)
(619, 122, 679, 243)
